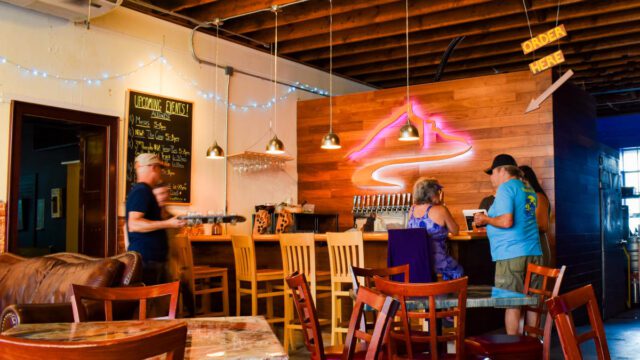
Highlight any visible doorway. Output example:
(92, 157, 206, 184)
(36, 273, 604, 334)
(7, 101, 118, 257)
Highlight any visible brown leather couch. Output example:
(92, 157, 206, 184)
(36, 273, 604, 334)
(0, 251, 142, 331)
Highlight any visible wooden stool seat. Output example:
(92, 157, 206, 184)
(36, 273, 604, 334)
(255, 268, 285, 281)
(232, 235, 285, 324)
(193, 266, 227, 275)
(465, 334, 542, 359)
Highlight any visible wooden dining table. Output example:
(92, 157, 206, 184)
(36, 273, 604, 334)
(352, 284, 537, 310)
(1, 316, 287, 360)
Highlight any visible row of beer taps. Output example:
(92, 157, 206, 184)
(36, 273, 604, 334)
(352, 193, 412, 214)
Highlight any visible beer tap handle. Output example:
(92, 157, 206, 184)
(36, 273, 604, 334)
(365, 195, 370, 213)
(357, 195, 362, 214)
(406, 193, 412, 211)
(391, 193, 397, 212)
(386, 194, 391, 212)
(352, 195, 357, 213)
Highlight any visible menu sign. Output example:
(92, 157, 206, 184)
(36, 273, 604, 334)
(125, 90, 193, 204)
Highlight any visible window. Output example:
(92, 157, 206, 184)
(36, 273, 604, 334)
(621, 147, 640, 234)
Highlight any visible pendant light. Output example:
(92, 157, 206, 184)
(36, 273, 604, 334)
(266, 6, 285, 155)
(207, 19, 225, 159)
(321, 0, 341, 150)
(398, 0, 419, 142)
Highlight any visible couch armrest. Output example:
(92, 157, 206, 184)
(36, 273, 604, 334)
(1, 303, 74, 332)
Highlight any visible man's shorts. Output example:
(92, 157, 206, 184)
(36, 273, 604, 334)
(495, 255, 543, 308)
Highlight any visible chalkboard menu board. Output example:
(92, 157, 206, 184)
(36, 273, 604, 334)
(125, 90, 193, 204)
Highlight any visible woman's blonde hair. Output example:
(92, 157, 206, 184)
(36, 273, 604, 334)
(412, 177, 442, 205)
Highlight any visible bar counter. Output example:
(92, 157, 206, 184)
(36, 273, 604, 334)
(189, 230, 488, 243)
(184, 230, 497, 335)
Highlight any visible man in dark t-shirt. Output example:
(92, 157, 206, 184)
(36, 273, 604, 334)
(126, 153, 185, 285)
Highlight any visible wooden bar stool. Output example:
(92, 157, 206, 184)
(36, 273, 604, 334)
(174, 234, 229, 317)
(280, 233, 332, 352)
(231, 234, 284, 324)
(326, 231, 365, 346)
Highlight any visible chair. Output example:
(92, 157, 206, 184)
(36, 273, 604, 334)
(71, 281, 180, 322)
(375, 276, 468, 359)
(231, 234, 284, 324)
(0, 321, 187, 360)
(280, 233, 332, 352)
(326, 231, 365, 345)
(174, 234, 229, 316)
(387, 228, 434, 283)
(545, 285, 611, 360)
(351, 265, 410, 332)
(351, 264, 411, 291)
(286, 271, 400, 360)
(465, 264, 566, 360)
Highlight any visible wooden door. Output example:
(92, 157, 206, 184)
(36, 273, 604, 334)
(7, 101, 118, 256)
(599, 153, 626, 319)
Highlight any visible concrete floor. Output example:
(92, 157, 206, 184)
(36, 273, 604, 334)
(285, 308, 640, 359)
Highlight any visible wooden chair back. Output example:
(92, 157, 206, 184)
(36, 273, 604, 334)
(280, 233, 319, 298)
(232, 234, 257, 282)
(326, 232, 365, 284)
(0, 321, 187, 360)
(286, 271, 325, 360)
(351, 264, 410, 291)
(522, 263, 566, 358)
(545, 285, 611, 360)
(374, 276, 468, 360)
(344, 285, 400, 360)
(71, 282, 180, 322)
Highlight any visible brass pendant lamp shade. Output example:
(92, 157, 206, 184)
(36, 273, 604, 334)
(321, 131, 341, 149)
(206, 141, 225, 159)
(398, 122, 420, 141)
(398, 0, 419, 142)
(266, 134, 285, 154)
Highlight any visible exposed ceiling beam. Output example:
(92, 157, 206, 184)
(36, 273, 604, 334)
(371, 41, 640, 88)
(340, 22, 640, 79)
(166, 0, 218, 13)
(181, 0, 301, 22)
(223, 0, 399, 35)
(246, 0, 492, 44)
(277, 0, 587, 54)
(320, 9, 640, 70)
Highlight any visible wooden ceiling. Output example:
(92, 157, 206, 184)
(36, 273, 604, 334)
(125, 0, 640, 116)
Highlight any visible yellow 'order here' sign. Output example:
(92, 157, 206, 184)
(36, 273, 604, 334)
(521, 25, 567, 55)
(529, 50, 565, 75)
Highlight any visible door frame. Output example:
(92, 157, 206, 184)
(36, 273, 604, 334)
(7, 101, 119, 256)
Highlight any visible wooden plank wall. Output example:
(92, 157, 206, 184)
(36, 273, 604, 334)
(297, 70, 555, 244)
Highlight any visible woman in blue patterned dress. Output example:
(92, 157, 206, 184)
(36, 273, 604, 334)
(408, 178, 464, 280)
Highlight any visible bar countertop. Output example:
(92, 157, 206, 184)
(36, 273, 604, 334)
(189, 230, 487, 242)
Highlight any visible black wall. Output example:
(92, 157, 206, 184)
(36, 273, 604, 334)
(553, 81, 627, 319)
(553, 82, 602, 296)
(18, 120, 79, 254)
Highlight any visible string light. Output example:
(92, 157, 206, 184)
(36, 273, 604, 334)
(0, 54, 329, 111)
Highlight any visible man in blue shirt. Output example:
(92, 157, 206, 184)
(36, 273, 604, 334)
(127, 153, 185, 285)
(474, 154, 542, 335)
